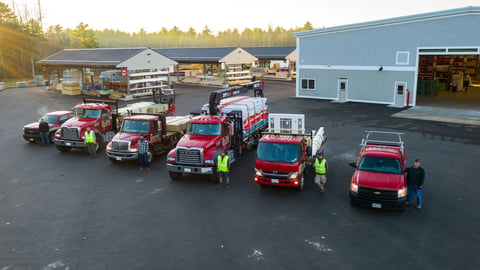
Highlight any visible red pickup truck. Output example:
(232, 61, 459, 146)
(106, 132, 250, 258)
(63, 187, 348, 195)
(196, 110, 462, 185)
(349, 131, 407, 211)
(23, 111, 73, 143)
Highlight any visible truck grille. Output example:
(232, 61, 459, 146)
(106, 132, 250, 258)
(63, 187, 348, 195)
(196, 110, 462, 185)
(357, 187, 398, 201)
(24, 128, 39, 135)
(111, 141, 130, 151)
(61, 127, 80, 140)
(261, 170, 290, 179)
(176, 148, 202, 165)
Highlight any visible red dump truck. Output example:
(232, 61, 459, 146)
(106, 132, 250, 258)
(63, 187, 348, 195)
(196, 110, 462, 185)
(254, 113, 327, 190)
(105, 113, 184, 163)
(55, 89, 175, 153)
(166, 81, 266, 181)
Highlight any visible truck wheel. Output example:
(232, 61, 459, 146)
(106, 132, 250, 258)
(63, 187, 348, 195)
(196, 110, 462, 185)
(209, 172, 219, 183)
(296, 175, 304, 191)
(350, 199, 358, 207)
(147, 149, 153, 163)
(49, 132, 55, 145)
(169, 171, 182, 180)
(95, 136, 104, 153)
(56, 145, 71, 152)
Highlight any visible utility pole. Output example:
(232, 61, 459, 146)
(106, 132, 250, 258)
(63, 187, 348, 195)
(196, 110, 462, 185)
(31, 57, 35, 77)
(37, 0, 43, 28)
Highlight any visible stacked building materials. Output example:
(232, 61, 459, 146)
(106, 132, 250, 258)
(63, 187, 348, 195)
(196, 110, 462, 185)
(62, 81, 81, 95)
(166, 116, 190, 132)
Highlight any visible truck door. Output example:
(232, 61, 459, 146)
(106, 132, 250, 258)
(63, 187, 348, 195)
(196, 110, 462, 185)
(222, 122, 230, 150)
(150, 120, 160, 145)
(100, 109, 112, 132)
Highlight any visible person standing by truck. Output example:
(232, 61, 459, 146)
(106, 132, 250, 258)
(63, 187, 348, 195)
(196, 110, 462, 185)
(217, 150, 230, 188)
(405, 159, 425, 209)
(314, 152, 328, 192)
(137, 135, 150, 171)
(38, 119, 50, 145)
(84, 127, 97, 158)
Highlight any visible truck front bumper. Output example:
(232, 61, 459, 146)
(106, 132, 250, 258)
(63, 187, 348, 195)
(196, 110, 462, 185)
(254, 176, 300, 187)
(54, 139, 86, 148)
(23, 134, 41, 142)
(350, 191, 407, 210)
(167, 163, 214, 175)
(105, 150, 138, 161)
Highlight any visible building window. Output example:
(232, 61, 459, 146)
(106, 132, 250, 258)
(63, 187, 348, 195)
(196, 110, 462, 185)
(301, 78, 315, 90)
(396, 51, 410, 65)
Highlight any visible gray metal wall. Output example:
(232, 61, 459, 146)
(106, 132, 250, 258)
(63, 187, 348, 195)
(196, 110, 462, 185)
(296, 12, 480, 105)
(298, 69, 414, 104)
(298, 14, 480, 66)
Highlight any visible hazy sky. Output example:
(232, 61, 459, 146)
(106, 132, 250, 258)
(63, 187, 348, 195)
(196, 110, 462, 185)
(11, 0, 480, 33)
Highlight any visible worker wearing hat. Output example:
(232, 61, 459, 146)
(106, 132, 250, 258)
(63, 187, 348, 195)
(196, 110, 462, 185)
(314, 151, 328, 192)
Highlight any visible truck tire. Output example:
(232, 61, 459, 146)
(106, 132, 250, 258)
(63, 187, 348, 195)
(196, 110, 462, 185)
(56, 145, 71, 152)
(49, 132, 55, 145)
(169, 171, 182, 180)
(95, 136, 104, 153)
(147, 149, 153, 163)
(296, 175, 304, 191)
(209, 172, 219, 183)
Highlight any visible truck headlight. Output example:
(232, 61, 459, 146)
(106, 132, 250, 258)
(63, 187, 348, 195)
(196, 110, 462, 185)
(289, 172, 299, 179)
(351, 183, 358, 193)
(398, 187, 407, 198)
(255, 168, 263, 176)
(130, 148, 137, 153)
(106, 143, 111, 151)
(204, 159, 214, 165)
(167, 156, 176, 162)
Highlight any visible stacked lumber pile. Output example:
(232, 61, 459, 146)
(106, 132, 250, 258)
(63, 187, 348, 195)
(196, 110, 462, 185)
(62, 81, 81, 96)
(166, 116, 190, 132)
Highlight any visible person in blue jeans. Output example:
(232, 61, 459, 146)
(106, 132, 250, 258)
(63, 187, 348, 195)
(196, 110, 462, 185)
(405, 159, 425, 209)
(137, 135, 150, 170)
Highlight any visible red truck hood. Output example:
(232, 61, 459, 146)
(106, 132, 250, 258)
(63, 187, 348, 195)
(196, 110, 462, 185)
(255, 159, 299, 173)
(61, 118, 98, 129)
(23, 122, 55, 129)
(176, 134, 219, 156)
(352, 170, 405, 190)
(111, 132, 141, 147)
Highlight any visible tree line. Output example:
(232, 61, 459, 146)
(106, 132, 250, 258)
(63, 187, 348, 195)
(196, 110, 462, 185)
(0, 1, 313, 79)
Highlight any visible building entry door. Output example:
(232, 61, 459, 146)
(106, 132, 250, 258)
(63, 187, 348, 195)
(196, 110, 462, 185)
(394, 82, 407, 107)
(337, 79, 348, 102)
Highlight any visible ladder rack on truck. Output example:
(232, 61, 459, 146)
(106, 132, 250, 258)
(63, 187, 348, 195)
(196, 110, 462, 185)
(361, 130, 404, 150)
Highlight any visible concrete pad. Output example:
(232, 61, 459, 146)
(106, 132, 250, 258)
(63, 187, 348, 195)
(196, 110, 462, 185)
(392, 105, 480, 126)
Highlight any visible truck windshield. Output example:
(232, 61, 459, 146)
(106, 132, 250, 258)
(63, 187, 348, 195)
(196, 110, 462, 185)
(358, 156, 402, 174)
(41, 115, 59, 124)
(186, 123, 221, 135)
(75, 109, 101, 119)
(122, 120, 150, 133)
(257, 142, 299, 163)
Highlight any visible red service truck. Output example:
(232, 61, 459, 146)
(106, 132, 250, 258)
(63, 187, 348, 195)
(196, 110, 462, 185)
(166, 81, 266, 181)
(105, 113, 184, 163)
(254, 113, 327, 190)
(349, 131, 407, 210)
(54, 89, 175, 154)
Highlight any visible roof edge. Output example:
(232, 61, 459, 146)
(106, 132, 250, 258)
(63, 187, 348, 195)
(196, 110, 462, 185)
(294, 6, 480, 37)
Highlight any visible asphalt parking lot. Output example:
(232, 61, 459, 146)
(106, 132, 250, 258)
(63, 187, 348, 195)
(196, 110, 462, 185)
(1, 81, 479, 270)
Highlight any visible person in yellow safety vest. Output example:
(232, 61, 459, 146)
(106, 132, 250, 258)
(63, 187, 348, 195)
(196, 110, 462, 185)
(314, 152, 328, 192)
(84, 126, 97, 158)
(217, 150, 230, 188)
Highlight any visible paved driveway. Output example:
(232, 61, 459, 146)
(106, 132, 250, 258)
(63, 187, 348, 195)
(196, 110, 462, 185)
(0, 82, 479, 269)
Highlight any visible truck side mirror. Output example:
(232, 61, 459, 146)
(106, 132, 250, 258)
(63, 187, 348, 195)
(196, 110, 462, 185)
(349, 162, 357, 168)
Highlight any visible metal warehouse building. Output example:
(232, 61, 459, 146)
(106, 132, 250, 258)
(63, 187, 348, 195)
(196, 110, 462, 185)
(294, 6, 480, 107)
